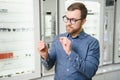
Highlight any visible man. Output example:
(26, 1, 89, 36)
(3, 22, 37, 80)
(38, 2, 100, 80)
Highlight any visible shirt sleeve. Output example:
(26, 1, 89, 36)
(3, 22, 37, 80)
(68, 39, 100, 79)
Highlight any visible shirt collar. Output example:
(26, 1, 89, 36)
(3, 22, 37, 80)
(65, 29, 88, 39)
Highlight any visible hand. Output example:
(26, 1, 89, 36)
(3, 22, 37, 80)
(59, 37, 72, 55)
(38, 41, 48, 60)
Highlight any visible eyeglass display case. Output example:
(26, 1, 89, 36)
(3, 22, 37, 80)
(0, 0, 41, 80)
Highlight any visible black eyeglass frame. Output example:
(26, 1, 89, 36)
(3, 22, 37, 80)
(62, 15, 82, 24)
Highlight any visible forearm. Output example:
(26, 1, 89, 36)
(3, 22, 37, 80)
(41, 53, 48, 61)
(41, 53, 56, 70)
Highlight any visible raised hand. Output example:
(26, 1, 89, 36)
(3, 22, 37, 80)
(59, 37, 72, 55)
(38, 41, 48, 60)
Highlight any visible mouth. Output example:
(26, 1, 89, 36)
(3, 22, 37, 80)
(67, 26, 73, 29)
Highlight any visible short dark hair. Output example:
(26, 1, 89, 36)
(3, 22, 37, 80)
(67, 2, 88, 20)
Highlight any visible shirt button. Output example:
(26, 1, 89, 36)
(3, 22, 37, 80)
(67, 69, 69, 71)
(46, 64, 49, 67)
(74, 65, 76, 67)
(69, 58, 71, 61)
(76, 57, 78, 61)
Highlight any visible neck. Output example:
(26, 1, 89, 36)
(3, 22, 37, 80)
(71, 28, 83, 38)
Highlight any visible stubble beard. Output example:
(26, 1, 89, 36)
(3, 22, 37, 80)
(66, 25, 82, 37)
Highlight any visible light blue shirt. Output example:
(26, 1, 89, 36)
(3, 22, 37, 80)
(42, 30, 100, 80)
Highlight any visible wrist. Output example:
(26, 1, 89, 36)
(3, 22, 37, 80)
(41, 54, 48, 61)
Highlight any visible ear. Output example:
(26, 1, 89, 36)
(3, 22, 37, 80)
(81, 19, 86, 25)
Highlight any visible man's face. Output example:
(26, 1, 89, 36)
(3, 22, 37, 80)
(65, 9, 84, 36)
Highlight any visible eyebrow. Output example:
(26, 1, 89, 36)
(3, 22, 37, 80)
(66, 16, 81, 20)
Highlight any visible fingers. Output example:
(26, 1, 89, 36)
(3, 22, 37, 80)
(59, 37, 68, 45)
(59, 37, 66, 43)
(59, 37, 71, 47)
(38, 41, 46, 51)
(59, 37, 72, 55)
(37, 41, 48, 60)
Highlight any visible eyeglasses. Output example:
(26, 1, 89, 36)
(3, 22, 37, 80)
(62, 15, 82, 25)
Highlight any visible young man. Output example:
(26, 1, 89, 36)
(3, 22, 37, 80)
(38, 2, 100, 80)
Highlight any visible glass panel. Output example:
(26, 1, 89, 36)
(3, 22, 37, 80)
(103, 0, 115, 65)
(41, 0, 58, 42)
(0, 0, 40, 79)
(114, 0, 120, 63)
(82, 2, 100, 40)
